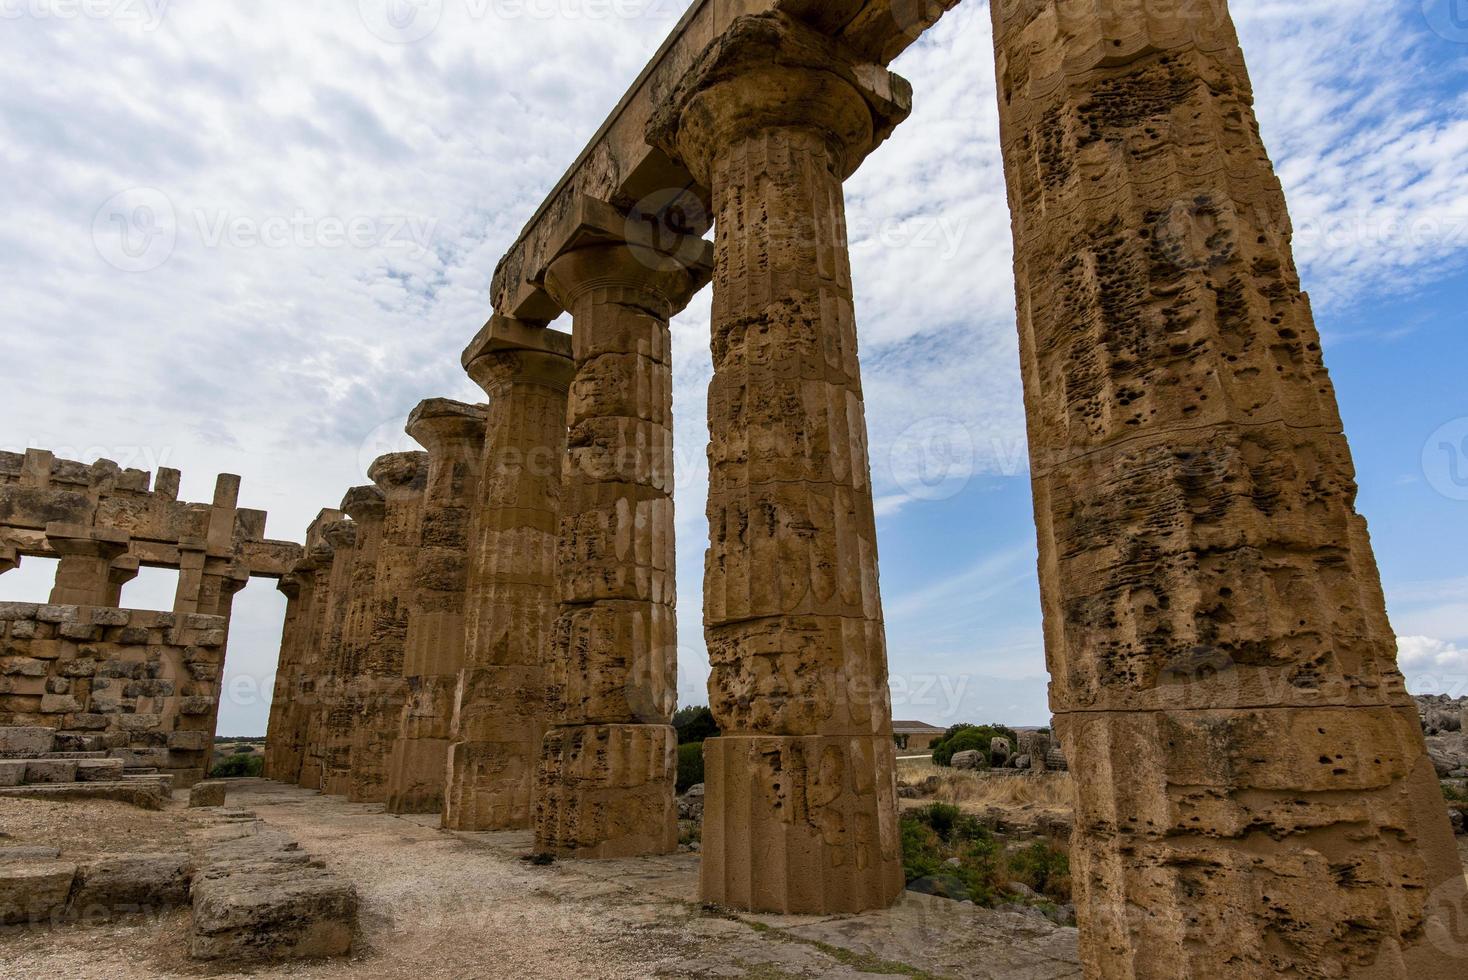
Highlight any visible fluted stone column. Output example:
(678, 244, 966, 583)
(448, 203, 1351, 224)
(989, 1, 1466, 975)
(386, 400, 488, 815)
(348, 452, 428, 804)
(530, 220, 710, 858)
(299, 519, 357, 791)
(264, 567, 306, 781)
(648, 13, 910, 912)
(443, 317, 574, 832)
(46, 523, 130, 606)
(323, 487, 384, 797)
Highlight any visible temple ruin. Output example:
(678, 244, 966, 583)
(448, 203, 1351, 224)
(4, 1, 1465, 976)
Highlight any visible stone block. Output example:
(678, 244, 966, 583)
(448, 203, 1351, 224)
(0, 846, 60, 862)
(179, 696, 215, 716)
(0, 726, 55, 758)
(196, 630, 227, 649)
(75, 759, 125, 781)
(25, 639, 65, 660)
(43, 677, 69, 695)
(169, 730, 211, 752)
(110, 747, 168, 768)
(70, 853, 192, 922)
(58, 623, 100, 642)
(117, 713, 162, 732)
(35, 606, 79, 625)
(88, 608, 130, 627)
(8, 621, 39, 640)
(124, 678, 174, 698)
(190, 781, 227, 807)
(189, 868, 358, 961)
(0, 861, 77, 926)
(39, 694, 83, 715)
(0, 603, 40, 622)
(25, 760, 79, 784)
(58, 658, 97, 678)
(0, 761, 26, 787)
(0, 657, 46, 678)
(116, 627, 150, 645)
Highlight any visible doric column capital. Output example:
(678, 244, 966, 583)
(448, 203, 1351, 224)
(463, 316, 575, 395)
(0, 541, 18, 575)
(340, 485, 386, 525)
(543, 243, 700, 322)
(368, 452, 429, 500)
(320, 519, 358, 552)
(406, 399, 488, 459)
(647, 12, 912, 185)
(278, 569, 306, 600)
(108, 554, 141, 587)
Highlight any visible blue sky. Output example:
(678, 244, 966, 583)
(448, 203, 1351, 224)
(1, 1, 1467, 734)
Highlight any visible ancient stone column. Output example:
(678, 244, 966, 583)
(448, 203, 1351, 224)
(386, 400, 488, 815)
(323, 487, 384, 797)
(46, 523, 130, 606)
(989, 1, 1467, 974)
(647, 13, 910, 912)
(299, 518, 357, 791)
(264, 567, 306, 782)
(443, 317, 573, 832)
(529, 204, 710, 859)
(348, 453, 428, 804)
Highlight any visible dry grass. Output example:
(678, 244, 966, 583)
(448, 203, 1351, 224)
(897, 758, 1075, 832)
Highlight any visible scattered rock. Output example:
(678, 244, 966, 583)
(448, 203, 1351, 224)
(70, 853, 192, 922)
(0, 860, 77, 926)
(190, 781, 228, 808)
(190, 867, 359, 961)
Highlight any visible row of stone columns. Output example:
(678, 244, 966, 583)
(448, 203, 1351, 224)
(262, 8, 1463, 973)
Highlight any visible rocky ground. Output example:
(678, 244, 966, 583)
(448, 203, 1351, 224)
(0, 780, 1082, 979)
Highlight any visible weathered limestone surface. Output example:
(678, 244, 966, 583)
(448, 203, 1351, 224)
(346, 454, 427, 805)
(0, 604, 227, 785)
(531, 204, 710, 859)
(323, 487, 383, 798)
(990, 0, 1468, 974)
(443, 319, 575, 832)
(386, 400, 487, 815)
(647, 11, 908, 912)
(297, 519, 356, 791)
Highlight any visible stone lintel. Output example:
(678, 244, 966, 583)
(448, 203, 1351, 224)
(44, 523, 130, 557)
(489, 0, 952, 321)
(239, 538, 306, 579)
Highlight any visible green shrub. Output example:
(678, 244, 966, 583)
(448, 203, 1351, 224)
(931, 723, 1019, 767)
(900, 817, 945, 882)
(672, 705, 720, 745)
(208, 753, 264, 779)
(1006, 839, 1072, 902)
(676, 742, 704, 792)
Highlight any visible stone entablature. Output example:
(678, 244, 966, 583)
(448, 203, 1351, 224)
(0, 601, 226, 786)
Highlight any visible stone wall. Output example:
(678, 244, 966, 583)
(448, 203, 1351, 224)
(0, 601, 226, 786)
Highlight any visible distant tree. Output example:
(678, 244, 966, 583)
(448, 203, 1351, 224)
(677, 743, 705, 792)
(673, 705, 720, 745)
(209, 753, 264, 778)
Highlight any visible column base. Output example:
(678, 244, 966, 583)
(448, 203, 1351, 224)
(384, 737, 450, 815)
(700, 734, 903, 915)
(442, 737, 539, 831)
(534, 724, 676, 859)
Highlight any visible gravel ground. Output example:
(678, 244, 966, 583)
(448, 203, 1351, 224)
(0, 780, 1083, 979)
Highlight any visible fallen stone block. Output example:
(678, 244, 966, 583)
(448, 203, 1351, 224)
(0, 846, 60, 862)
(69, 853, 192, 923)
(0, 861, 77, 926)
(190, 867, 358, 961)
(24, 760, 79, 784)
(190, 781, 227, 807)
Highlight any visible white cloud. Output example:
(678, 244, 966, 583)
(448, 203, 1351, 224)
(1397, 636, 1468, 697)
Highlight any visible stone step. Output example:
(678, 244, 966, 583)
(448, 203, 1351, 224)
(76, 759, 126, 782)
(41, 752, 108, 760)
(0, 780, 169, 810)
(0, 727, 56, 760)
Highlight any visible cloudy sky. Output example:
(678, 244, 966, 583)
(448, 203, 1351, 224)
(2, 1, 1467, 735)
